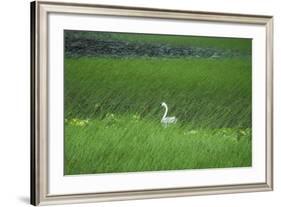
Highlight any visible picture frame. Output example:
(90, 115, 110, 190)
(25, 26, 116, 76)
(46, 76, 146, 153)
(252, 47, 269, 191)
(31, 0, 273, 205)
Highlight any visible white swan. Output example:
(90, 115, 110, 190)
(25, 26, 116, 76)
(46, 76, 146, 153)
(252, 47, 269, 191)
(161, 102, 177, 126)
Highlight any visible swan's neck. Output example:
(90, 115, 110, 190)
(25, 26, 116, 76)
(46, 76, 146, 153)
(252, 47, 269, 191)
(162, 105, 168, 120)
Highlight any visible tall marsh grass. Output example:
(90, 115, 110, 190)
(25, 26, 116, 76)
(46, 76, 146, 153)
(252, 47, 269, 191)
(64, 57, 252, 174)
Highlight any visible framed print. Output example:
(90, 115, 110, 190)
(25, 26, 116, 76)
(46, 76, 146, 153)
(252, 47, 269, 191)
(30, 0, 273, 205)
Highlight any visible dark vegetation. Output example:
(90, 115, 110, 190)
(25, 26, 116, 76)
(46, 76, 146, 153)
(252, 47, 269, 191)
(65, 30, 251, 59)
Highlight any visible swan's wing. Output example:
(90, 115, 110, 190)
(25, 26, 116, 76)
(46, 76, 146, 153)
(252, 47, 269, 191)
(166, 117, 177, 122)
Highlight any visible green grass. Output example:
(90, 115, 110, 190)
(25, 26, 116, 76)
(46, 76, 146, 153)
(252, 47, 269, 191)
(64, 56, 252, 175)
(66, 31, 252, 53)
(65, 57, 251, 128)
(65, 116, 251, 174)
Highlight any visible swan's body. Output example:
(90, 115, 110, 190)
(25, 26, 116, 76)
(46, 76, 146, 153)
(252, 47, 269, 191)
(161, 102, 177, 126)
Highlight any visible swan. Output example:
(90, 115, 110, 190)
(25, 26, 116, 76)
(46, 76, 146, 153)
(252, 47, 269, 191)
(161, 102, 177, 126)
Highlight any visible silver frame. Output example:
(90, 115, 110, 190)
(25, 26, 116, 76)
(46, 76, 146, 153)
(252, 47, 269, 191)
(31, 0, 274, 205)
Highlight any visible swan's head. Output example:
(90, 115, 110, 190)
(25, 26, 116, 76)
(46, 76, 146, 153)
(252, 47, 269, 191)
(161, 102, 167, 107)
